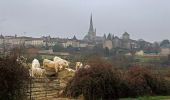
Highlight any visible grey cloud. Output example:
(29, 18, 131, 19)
(0, 0, 170, 42)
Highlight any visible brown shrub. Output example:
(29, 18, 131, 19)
(0, 56, 29, 100)
(64, 57, 170, 99)
(64, 57, 121, 100)
(124, 66, 170, 97)
(124, 67, 152, 97)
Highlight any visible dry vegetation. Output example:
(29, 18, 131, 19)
(1, 51, 170, 100)
(0, 56, 29, 100)
(63, 57, 170, 100)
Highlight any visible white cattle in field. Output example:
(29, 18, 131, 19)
(43, 59, 55, 68)
(31, 59, 45, 77)
(43, 59, 61, 73)
(32, 59, 40, 68)
(53, 56, 63, 62)
(53, 56, 70, 69)
(76, 62, 83, 70)
(31, 68, 45, 77)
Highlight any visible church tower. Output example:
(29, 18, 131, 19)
(84, 14, 96, 41)
(88, 14, 96, 37)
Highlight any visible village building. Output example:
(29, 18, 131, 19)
(160, 48, 170, 56)
(160, 45, 170, 56)
(103, 33, 113, 50)
(121, 32, 131, 49)
(25, 38, 44, 47)
(103, 32, 133, 50)
(0, 34, 4, 46)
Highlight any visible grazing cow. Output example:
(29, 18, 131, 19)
(32, 59, 40, 68)
(31, 68, 45, 77)
(53, 56, 70, 69)
(76, 62, 83, 70)
(43, 59, 64, 73)
(43, 59, 58, 72)
(31, 59, 45, 77)
(53, 56, 63, 62)
(43, 59, 55, 68)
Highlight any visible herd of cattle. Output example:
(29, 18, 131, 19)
(27, 56, 85, 78)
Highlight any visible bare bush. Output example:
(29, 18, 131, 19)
(64, 58, 170, 100)
(0, 56, 29, 100)
(123, 66, 170, 97)
(64, 57, 121, 100)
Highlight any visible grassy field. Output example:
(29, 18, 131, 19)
(135, 56, 161, 63)
(121, 96, 170, 100)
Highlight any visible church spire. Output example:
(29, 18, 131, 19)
(88, 14, 94, 33)
(84, 13, 96, 41)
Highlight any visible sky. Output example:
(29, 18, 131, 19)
(0, 0, 170, 42)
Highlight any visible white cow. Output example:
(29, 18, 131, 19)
(32, 59, 40, 68)
(53, 56, 63, 62)
(31, 59, 45, 77)
(53, 56, 70, 69)
(31, 68, 45, 77)
(43, 59, 62, 73)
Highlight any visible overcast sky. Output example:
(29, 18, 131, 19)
(0, 0, 170, 42)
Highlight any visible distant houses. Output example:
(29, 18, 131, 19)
(0, 14, 170, 57)
(0, 32, 170, 56)
(0, 34, 92, 51)
(103, 32, 133, 50)
(160, 44, 170, 56)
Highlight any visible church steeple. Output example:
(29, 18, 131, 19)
(84, 14, 96, 42)
(88, 14, 94, 33)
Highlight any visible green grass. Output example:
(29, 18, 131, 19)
(135, 56, 161, 63)
(120, 96, 170, 100)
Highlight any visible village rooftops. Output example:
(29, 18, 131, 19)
(161, 44, 170, 49)
(0, 34, 4, 39)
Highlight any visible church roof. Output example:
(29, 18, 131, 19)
(123, 32, 129, 36)
(114, 36, 119, 39)
(0, 34, 4, 39)
(161, 44, 170, 49)
(88, 14, 94, 33)
(107, 33, 112, 40)
(72, 35, 77, 40)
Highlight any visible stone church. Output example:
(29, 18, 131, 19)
(83, 14, 136, 50)
(83, 14, 97, 42)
